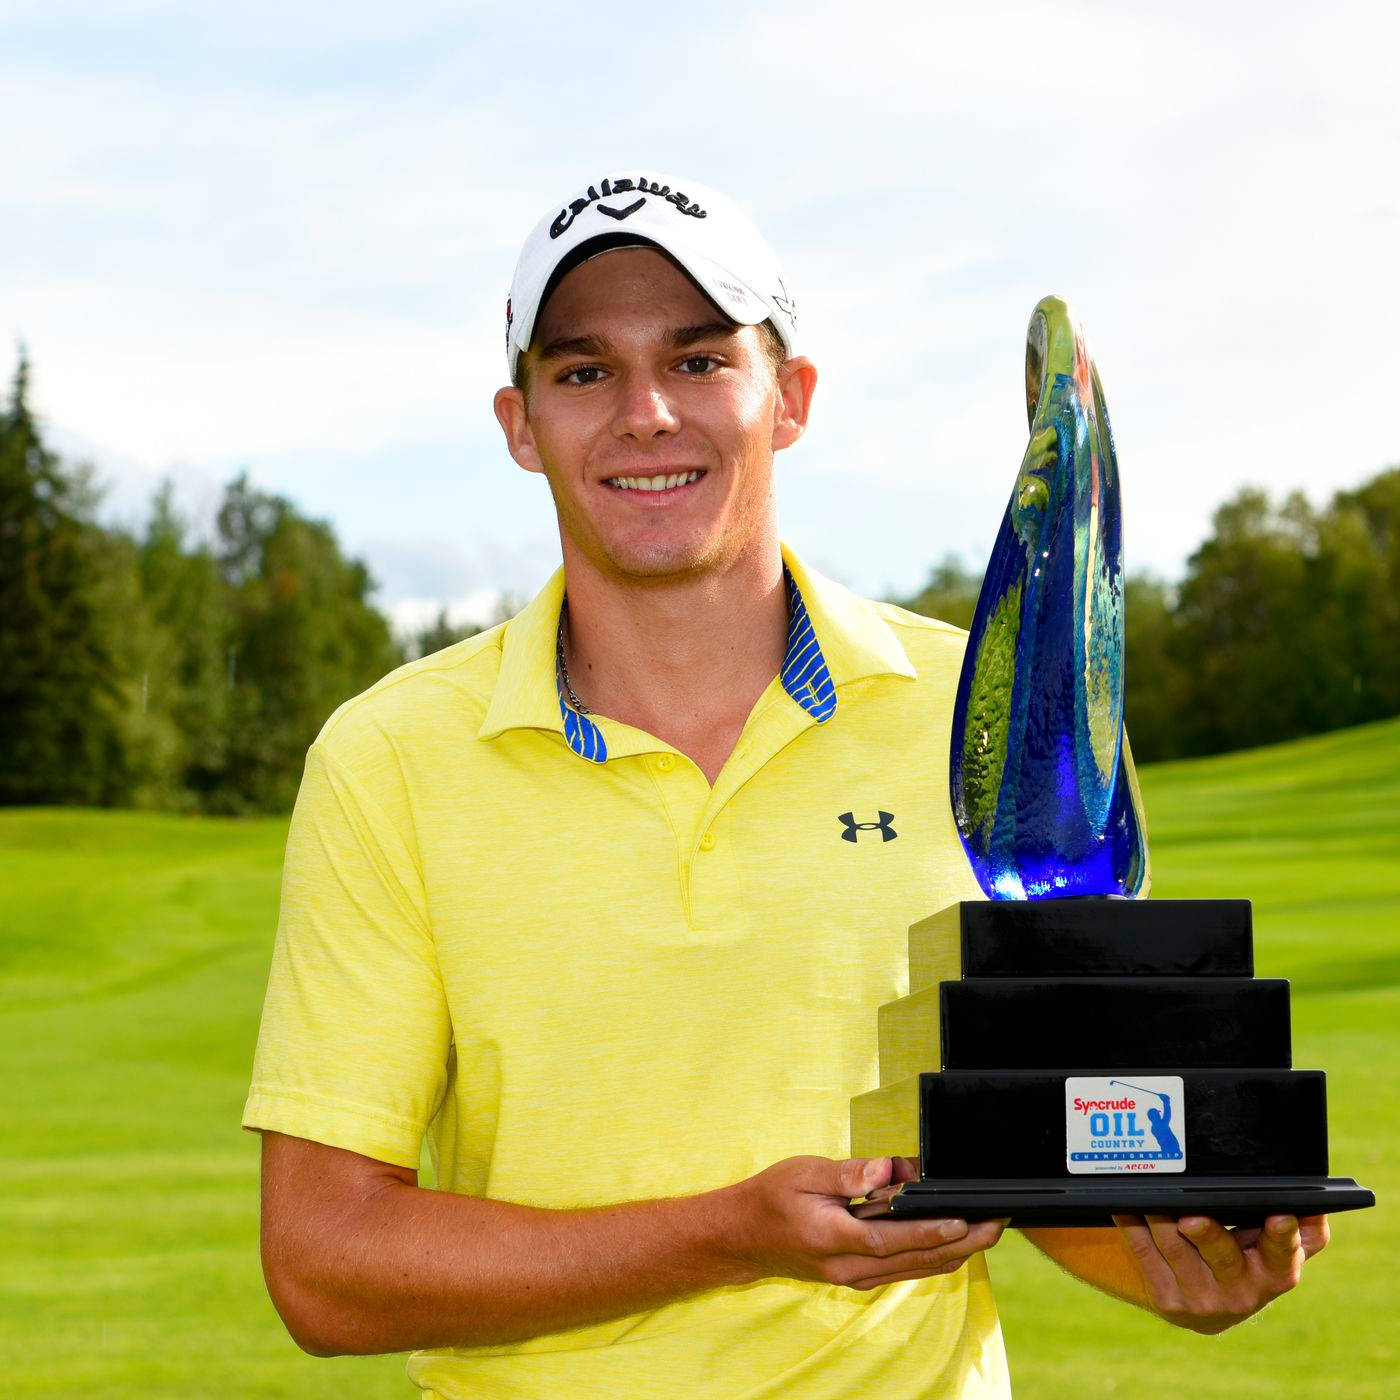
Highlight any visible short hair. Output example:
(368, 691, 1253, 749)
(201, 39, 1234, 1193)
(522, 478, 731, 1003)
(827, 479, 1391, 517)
(513, 317, 788, 403)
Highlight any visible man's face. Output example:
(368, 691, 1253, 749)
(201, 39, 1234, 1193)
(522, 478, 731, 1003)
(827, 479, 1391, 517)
(494, 248, 813, 586)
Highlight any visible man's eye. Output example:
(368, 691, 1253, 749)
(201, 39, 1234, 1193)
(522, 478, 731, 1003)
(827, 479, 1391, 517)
(679, 355, 719, 374)
(562, 365, 604, 386)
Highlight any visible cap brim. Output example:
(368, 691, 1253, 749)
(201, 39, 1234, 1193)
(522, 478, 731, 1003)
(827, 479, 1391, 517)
(512, 236, 793, 377)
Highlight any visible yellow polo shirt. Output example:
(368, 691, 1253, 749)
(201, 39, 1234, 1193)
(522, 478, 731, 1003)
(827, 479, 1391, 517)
(243, 547, 1009, 1398)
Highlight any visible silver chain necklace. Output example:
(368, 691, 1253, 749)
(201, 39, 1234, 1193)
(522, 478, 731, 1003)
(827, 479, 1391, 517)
(556, 598, 590, 715)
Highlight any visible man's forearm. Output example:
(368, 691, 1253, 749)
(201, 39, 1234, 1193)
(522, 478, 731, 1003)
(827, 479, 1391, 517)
(1020, 1226, 1150, 1309)
(266, 1165, 751, 1354)
(261, 1135, 1007, 1355)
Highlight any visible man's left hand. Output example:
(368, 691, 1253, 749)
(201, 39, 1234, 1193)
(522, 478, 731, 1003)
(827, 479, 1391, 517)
(1111, 1212, 1329, 1333)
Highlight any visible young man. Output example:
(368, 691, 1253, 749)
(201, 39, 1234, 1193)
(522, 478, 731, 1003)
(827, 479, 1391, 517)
(244, 172, 1327, 1397)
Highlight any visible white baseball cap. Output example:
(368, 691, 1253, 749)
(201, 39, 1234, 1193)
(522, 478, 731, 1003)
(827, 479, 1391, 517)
(505, 169, 799, 378)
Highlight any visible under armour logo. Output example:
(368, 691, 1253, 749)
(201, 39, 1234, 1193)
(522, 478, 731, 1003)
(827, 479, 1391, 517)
(838, 811, 897, 843)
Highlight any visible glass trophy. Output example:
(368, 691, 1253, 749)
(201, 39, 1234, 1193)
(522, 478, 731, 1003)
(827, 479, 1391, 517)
(850, 297, 1375, 1224)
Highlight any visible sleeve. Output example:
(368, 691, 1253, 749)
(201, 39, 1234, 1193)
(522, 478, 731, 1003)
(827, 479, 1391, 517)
(241, 740, 451, 1169)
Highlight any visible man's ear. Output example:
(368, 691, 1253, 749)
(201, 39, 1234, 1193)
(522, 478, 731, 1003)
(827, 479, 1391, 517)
(772, 357, 818, 453)
(493, 386, 545, 474)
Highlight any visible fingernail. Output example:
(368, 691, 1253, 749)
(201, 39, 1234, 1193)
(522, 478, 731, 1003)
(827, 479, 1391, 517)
(1179, 1217, 1207, 1236)
(1270, 1215, 1298, 1233)
(937, 1218, 968, 1242)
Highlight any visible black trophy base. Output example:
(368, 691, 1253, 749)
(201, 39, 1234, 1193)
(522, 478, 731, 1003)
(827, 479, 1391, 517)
(852, 1175, 1377, 1228)
(850, 900, 1376, 1228)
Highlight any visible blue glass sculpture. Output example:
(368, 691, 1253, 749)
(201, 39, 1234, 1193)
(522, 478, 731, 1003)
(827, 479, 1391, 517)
(950, 297, 1150, 900)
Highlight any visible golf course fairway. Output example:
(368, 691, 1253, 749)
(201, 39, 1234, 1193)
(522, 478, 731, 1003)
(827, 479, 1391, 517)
(2, 717, 1396, 1397)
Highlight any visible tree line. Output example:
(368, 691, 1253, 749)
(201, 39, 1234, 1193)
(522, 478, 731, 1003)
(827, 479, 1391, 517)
(3, 353, 1397, 812)
(0, 356, 477, 813)
(898, 468, 1400, 763)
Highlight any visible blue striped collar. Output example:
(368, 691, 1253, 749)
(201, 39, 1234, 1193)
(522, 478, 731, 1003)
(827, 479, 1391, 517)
(555, 661, 610, 763)
(554, 566, 836, 765)
(779, 568, 838, 722)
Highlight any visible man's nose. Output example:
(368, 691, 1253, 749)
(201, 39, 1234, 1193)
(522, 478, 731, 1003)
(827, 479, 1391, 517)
(611, 373, 680, 439)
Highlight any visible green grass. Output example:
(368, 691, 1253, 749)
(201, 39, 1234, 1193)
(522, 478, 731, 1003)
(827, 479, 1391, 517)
(0, 810, 405, 1396)
(2, 719, 1398, 1396)
(993, 717, 1400, 1397)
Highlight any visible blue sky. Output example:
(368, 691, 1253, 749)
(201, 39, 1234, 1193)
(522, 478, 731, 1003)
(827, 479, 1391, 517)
(4, 1, 1397, 634)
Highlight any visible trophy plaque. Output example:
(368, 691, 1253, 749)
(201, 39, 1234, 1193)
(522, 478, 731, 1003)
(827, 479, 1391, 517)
(850, 298, 1375, 1226)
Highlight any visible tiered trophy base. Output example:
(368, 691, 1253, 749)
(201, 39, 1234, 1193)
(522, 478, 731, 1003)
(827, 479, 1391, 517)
(853, 1176, 1374, 1227)
(849, 900, 1375, 1229)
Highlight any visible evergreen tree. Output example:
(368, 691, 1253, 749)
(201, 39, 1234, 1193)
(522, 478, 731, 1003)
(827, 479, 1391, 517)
(89, 521, 179, 807)
(1174, 489, 1346, 754)
(1327, 467, 1400, 723)
(214, 474, 400, 812)
(0, 352, 128, 804)
(409, 608, 481, 660)
(1121, 575, 1187, 762)
(134, 483, 231, 807)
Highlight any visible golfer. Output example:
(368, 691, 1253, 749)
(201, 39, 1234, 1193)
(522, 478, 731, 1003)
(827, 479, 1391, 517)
(244, 170, 1327, 1397)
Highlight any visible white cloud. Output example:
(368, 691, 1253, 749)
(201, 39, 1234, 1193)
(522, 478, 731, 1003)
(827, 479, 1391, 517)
(2, 1, 1397, 605)
(385, 588, 507, 642)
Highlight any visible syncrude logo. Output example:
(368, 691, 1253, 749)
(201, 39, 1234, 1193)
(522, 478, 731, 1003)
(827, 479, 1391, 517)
(549, 178, 708, 240)
(838, 811, 897, 843)
(1071, 1097, 1135, 1113)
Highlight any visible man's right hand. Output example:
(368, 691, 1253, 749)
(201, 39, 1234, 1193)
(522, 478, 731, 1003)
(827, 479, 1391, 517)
(720, 1155, 1007, 1292)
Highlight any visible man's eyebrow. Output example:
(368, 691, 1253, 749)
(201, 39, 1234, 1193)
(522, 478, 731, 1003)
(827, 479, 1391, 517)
(669, 321, 740, 349)
(535, 333, 614, 363)
(534, 322, 739, 363)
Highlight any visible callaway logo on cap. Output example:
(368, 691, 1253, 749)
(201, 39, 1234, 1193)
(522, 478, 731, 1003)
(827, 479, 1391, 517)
(505, 169, 799, 376)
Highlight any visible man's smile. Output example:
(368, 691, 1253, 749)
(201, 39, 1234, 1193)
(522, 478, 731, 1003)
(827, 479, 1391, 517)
(603, 469, 706, 493)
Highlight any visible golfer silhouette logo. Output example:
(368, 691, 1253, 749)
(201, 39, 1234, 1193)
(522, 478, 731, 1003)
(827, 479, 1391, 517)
(1146, 1092, 1182, 1159)
(1110, 1079, 1184, 1160)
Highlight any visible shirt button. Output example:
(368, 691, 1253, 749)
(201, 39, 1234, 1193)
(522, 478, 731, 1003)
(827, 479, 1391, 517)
(655, 754, 675, 772)
(699, 829, 716, 851)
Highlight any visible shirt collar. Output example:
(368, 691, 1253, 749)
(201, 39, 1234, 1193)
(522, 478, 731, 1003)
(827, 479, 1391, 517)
(478, 544, 916, 762)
